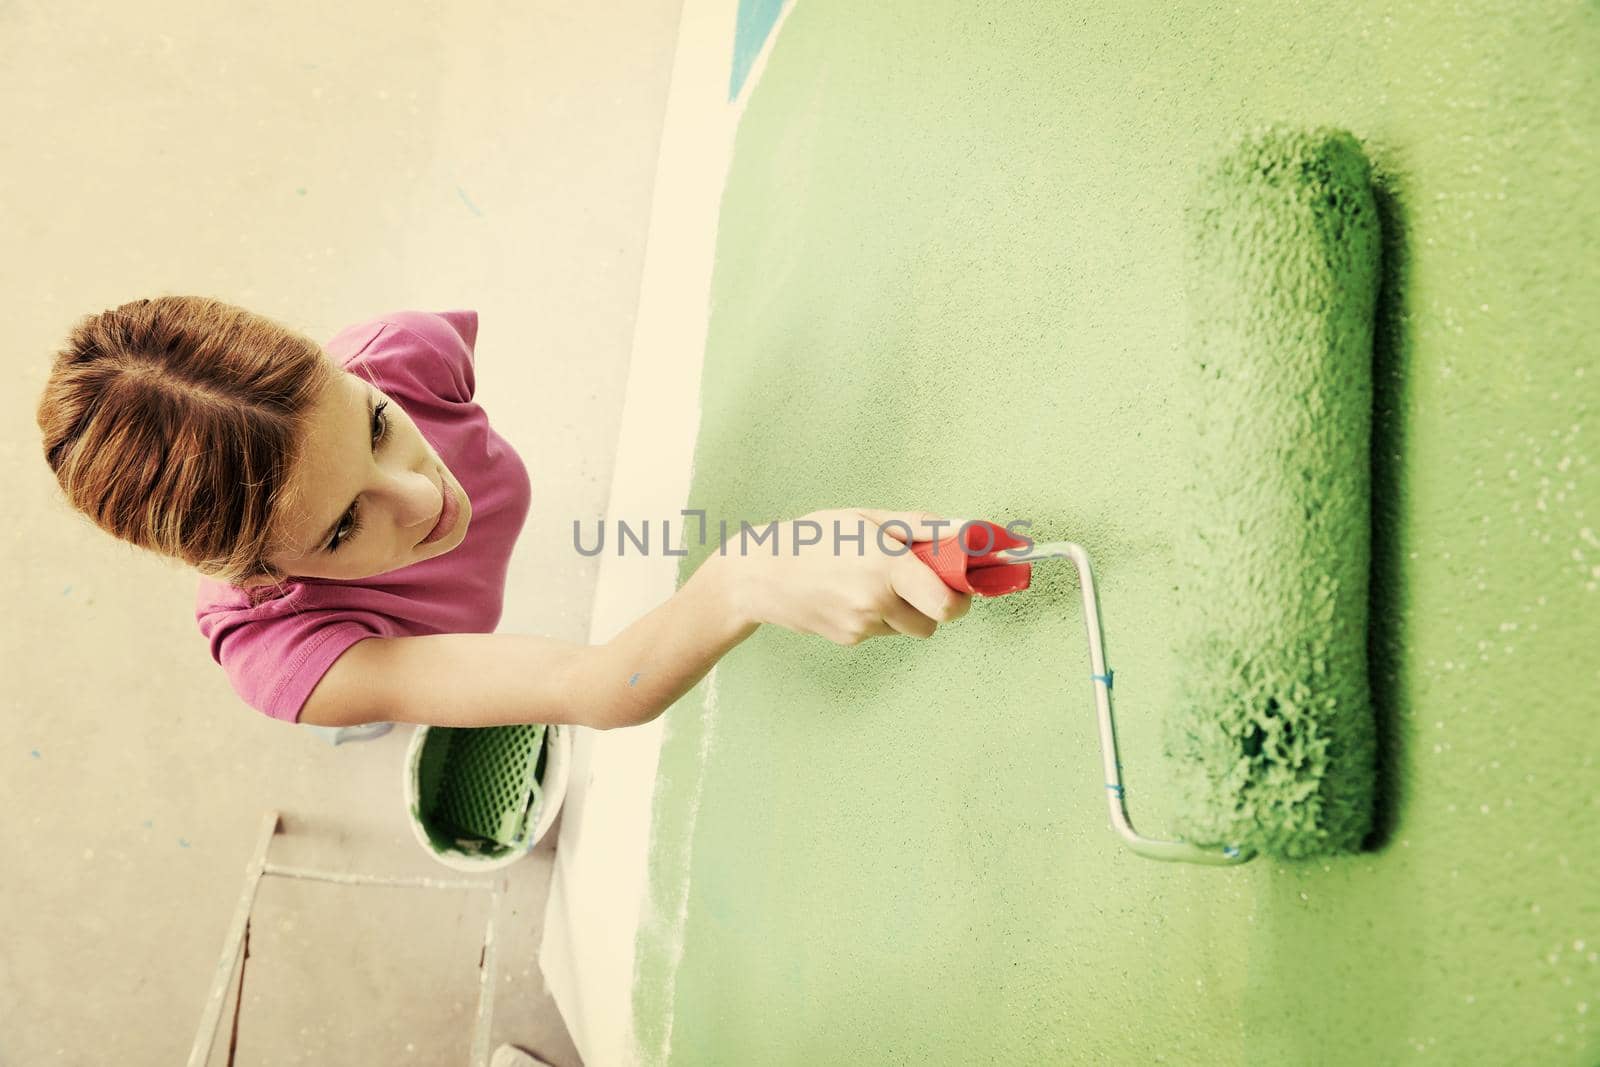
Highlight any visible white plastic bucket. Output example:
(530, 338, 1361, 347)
(403, 722, 572, 873)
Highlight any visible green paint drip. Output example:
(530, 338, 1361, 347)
(1170, 126, 1381, 859)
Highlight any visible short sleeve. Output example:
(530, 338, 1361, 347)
(197, 601, 389, 723)
(373, 309, 479, 404)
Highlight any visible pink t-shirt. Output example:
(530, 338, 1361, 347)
(195, 309, 532, 723)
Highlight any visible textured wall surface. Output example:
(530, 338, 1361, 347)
(634, 2, 1598, 1062)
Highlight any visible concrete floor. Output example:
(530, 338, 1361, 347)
(1, 2, 683, 1063)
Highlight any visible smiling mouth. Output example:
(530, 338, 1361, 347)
(417, 468, 458, 547)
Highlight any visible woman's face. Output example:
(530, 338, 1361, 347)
(248, 362, 472, 584)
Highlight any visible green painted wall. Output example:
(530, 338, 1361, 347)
(634, 2, 1599, 1062)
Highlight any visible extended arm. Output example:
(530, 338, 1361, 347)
(300, 553, 754, 730)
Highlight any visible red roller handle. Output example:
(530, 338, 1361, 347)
(908, 519, 1032, 597)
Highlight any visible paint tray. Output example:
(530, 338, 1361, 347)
(414, 723, 547, 852)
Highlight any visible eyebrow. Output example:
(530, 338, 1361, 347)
(307, 389, 377, 555)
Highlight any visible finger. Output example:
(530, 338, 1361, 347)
(887, 552, 972, 623)
(879, 595, 938, 639)
(833, 617, 895, 646)
(856, 509, 969, 544)
(863, 616, 899, 642)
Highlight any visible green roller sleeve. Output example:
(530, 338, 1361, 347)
(416, 723, 546, 850)
(1168, 126, 1382, 860)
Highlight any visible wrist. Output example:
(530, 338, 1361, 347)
(693, 550, 762, 633)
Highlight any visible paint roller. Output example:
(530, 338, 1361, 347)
(912, 125, 1381, 863)
(1167, 125, 1381, 860)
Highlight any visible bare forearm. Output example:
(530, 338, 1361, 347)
(334, 555, 754, 731)
(351, 509, 971, 731)
(567, 553, 758, 730)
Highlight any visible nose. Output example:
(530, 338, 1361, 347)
(384, 464, 442, 532)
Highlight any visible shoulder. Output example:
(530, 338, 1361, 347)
(327, 309, 481, 405)
(377, 309, 478, 355)
(195, 576, 389, 722)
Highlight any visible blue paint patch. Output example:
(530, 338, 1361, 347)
(30, 749, 41, 759)
(178, 838, 191, 848)
(628, 672, 644, 687)
(61, 585, 72, 596)
(730, 0, 787, 101)
(456, 186, 484, 217)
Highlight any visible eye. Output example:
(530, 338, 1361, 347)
(327, 398, 389, 554)
(328, 503, 361, 553)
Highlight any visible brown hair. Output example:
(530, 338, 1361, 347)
(36, 295, 336, 587)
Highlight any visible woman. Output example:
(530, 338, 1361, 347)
(35, 296, 973, 738)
